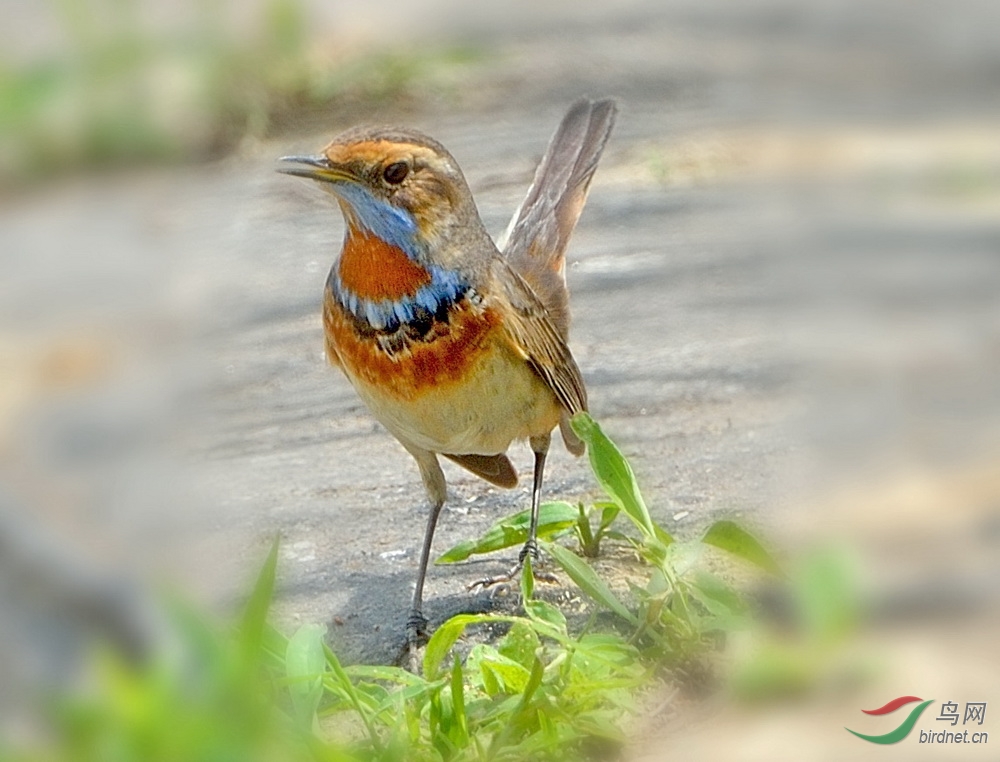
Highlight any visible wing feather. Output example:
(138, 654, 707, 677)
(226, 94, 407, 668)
(491, 260, 587, 416)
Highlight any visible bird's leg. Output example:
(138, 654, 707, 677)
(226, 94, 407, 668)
(469, 433, 557, 591)
(406, 494, 444, 647)
(520, 433, 549, 565)
(399, 444, 447, 655)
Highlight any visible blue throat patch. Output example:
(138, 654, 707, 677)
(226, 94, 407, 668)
(332, 181, 420, 256)
(329, 182, 469, 332)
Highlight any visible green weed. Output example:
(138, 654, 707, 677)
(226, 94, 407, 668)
(8, 413, 810, 761)
(443, 413, 781, 664)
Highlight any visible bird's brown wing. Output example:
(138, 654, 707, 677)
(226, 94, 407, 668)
(492, 260, 587, 418)
(500, 99, 617, 338)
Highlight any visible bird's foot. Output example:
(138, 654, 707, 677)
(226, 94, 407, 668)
(467, 539, 557, 592)
(403, 610, 429, 672)
(406, 610, 429, 646)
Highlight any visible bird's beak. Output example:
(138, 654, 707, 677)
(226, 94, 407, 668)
(276, 155, 354, 183)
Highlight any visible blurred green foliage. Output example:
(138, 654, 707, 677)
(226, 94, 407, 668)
(730, 545, 866, 702)
(7, 541, 645, 761)
(4, 414, 857, 761)
(0, 0, 479, 186)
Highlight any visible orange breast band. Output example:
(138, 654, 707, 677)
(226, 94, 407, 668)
(323, 290, 503, 400)
(338, 226, 431, 301)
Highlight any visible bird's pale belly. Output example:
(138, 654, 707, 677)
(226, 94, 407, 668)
(323, 292, 561, 454)
(353, 338, 561, 455)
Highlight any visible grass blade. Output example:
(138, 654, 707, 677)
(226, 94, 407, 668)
(450, 657, 468, 745)
(543, 541, 637, 625)
(324, 644, 383, 752)
(239, 536, 279, 661)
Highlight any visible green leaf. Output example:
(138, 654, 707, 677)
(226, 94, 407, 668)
(468, 645, 503, 696)
(518, 655, 545, 708)
(543, 541, 637, 625)
(645, 567, 669, 597)
(239, 536, 279, 661)
(653, 523, 676, 548)
(437, 502, 579, 563)
(575, 633, 640, 668)
(498, 621, 541, 670)
(488, 655, 546, 757)
(639, 536, 670, 567)
(603, 530, 635, 544)
(523, 598, 568, 636)
(689, 570, 747, 617)
(343, 664, 427, 686)
(286, 623, 327, 724)
(479, 653, 532, 693)
(423, 617, 468, 680)
(576, 502, 596, 555)
(597, 503, 621, 534)
(525, 654, 546, 697)
(686, 572, 750, 633)
(521, 552, 535, 599)
(570, 413, 662, 541)
(423, 613, 499, 679)
(702, 520, 782, 575)
(161, 591, 227, 666)
(664, 541, 704, 576)
(450, 657, 468, 744)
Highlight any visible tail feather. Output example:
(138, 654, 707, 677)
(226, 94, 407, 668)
(443, 452, 518, 488)
(559, 412, 585, 456)
(501, 99, 617, 337)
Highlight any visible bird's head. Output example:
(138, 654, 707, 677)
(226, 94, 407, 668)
(278, 126, 486, 268)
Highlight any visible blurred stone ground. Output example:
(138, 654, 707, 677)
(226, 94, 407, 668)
(2, 0, 999, 756)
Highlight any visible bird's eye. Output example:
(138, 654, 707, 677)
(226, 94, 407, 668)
(382, 161, 409, 185)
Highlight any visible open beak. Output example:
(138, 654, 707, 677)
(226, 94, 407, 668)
(276, 155, 354, 183)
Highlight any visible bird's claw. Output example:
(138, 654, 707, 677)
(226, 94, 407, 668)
(467, 540, 557, 592)
(518, 537, 540, 565)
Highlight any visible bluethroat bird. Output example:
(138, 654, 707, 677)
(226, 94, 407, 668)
(278, 99, 617, 645)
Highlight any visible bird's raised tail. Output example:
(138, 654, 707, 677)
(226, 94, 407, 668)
(499, 98, 617, 338)
(499, 99, 616, 456)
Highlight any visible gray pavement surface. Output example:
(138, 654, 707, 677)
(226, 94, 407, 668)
(2, 0, 999, 673)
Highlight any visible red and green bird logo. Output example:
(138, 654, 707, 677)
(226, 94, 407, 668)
(846, 696, 934, 744)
